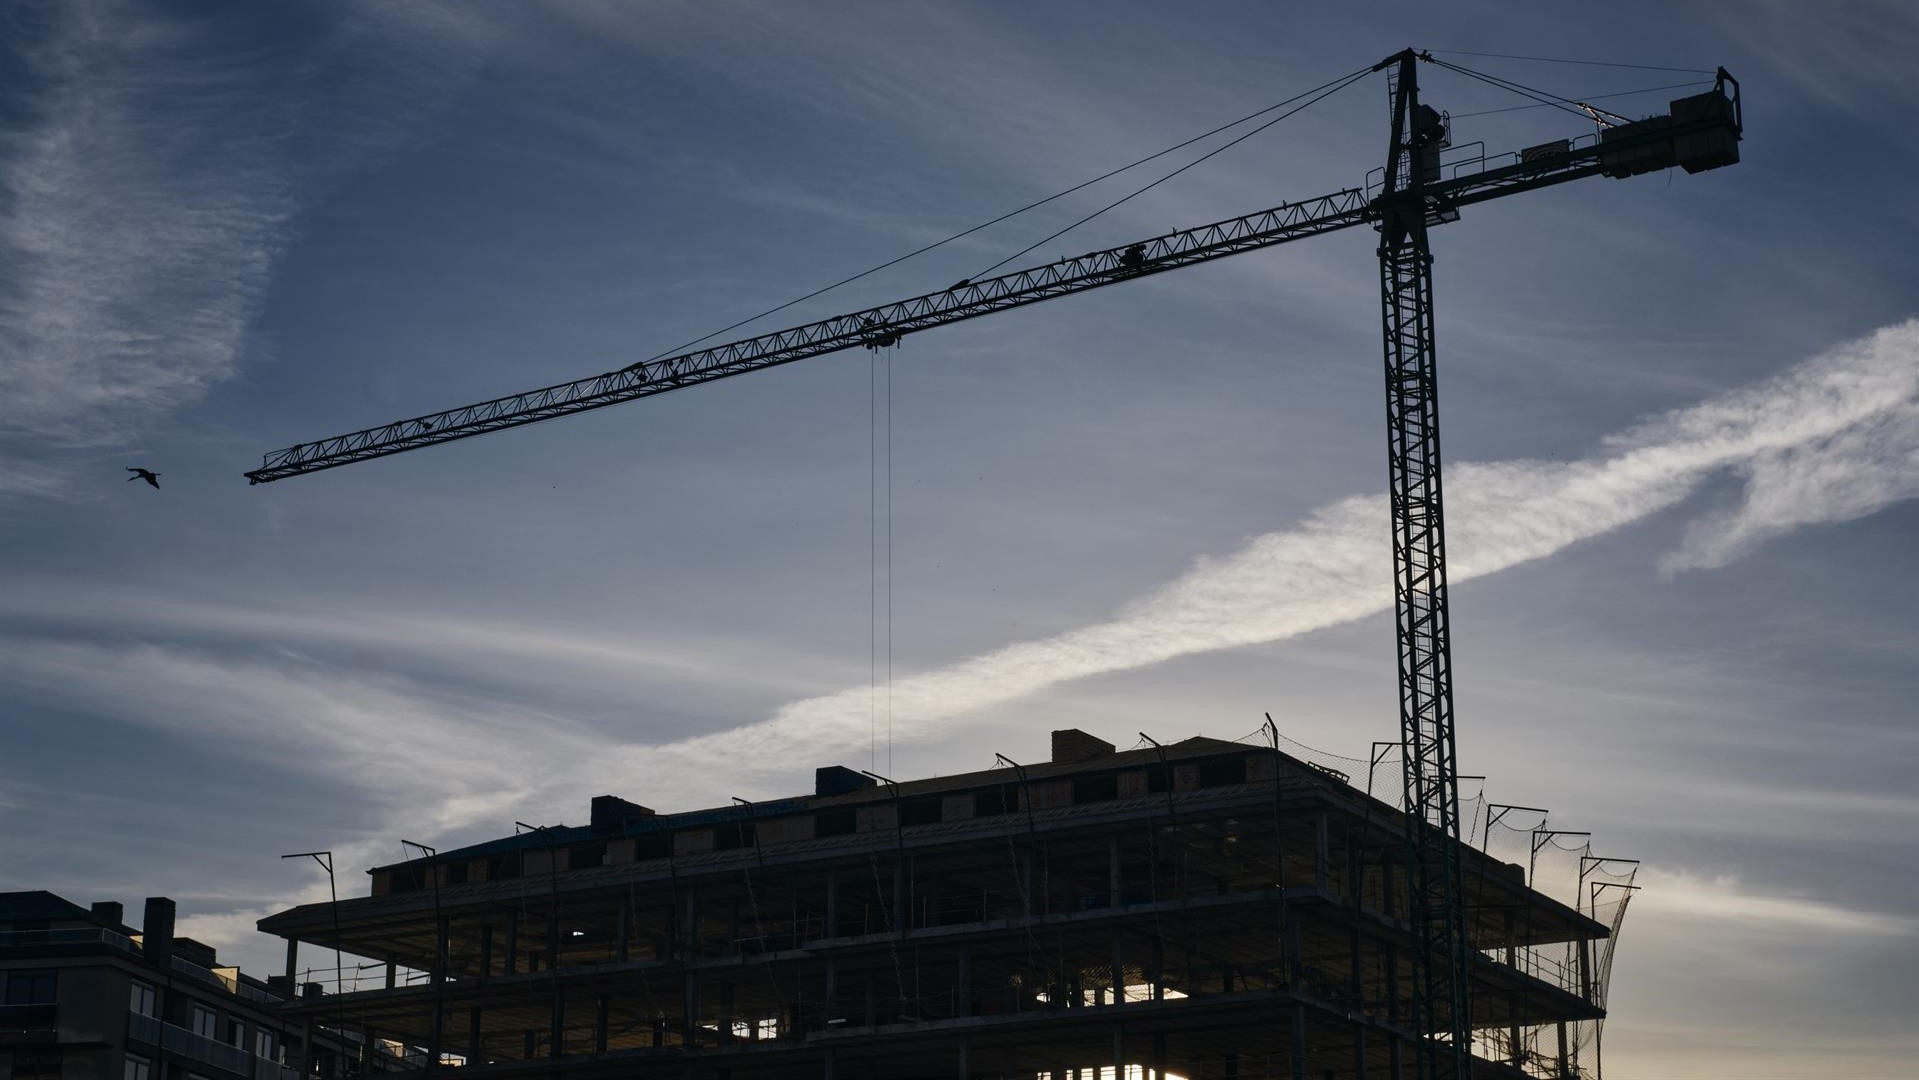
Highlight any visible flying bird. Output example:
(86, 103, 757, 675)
(126, 467, 161, 489)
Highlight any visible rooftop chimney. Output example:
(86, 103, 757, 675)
(590, 795, 656, 833)
(91, 901, 124, 928)
(815, 766, 876, 798)
(1051, 729, 1116, 764)
(141, 897, 175, 970)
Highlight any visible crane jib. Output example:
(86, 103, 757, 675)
(246, 71, 1741, 485)
(245, 189, 1374, 483)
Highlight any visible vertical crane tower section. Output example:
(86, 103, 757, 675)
(1372, 48, 1473, 1080)
(243, 48, 1743, 1079)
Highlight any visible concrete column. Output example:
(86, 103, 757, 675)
(595, 994, 609, 1053)
(892, 860, 907, 931)
(1284, 913, 1303, 991)
(429, 920, 448, 1067)
(1384, 942, 1399, 1023)
(1506, 910, 1522, 1064)
(504, 910, 520, 974)
(1348, 824, 1364, 907)
(384, 956, 397, 989)
(955, 948, 972, 1017)
(1112, 1025, 1125, 1078)
(1313, 811, 1330, 892)
(550, 986, 565, 1058)
(468, 1006, 483, 1064)
(1354, 1022, 1368, 1080)
(546, 909, 561, 969)
(683, 971, 700, 1046)
(1150, 936, 1165, 1002)
(684, 890, 701, 959)
(825, 874, 840, 939)
(956, 1035, 970, 1078)
(1290, 1002, 1307, 1080)
(284, 938, 298, 995)
(478, 924, 494, 981)
(1111, 933, 1125, 1006)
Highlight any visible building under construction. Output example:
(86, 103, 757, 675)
(258, 729, 1630, 1080)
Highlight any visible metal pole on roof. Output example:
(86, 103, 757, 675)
(1136, 735, 1174, 819)
(400, 840, 443, 1071)
(281, 851, 349, 1074)
(1367, 742, 1396, 802)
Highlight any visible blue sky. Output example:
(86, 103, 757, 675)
(3, 2, 1917, 1076)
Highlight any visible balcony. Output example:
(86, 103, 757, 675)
(0, 1002, 58, 1041)
(0, 927, 137, 953)
(169, 955, 287, 1006)
(126, 1013, 299, 1080)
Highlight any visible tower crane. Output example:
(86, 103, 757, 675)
(247, 50, 1742, 1079)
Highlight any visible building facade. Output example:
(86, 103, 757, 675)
(1, 892, 335, 1080)
(259, 731, 1620, 1080)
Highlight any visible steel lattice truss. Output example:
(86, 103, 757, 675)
(245, 191, 1376, 483)
(1377, 51, 1473, 1080)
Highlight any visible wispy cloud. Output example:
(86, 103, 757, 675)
(644, 320, 1919, 777)
(0, 1, 294, 446)
(0, 1, 493, 480)
(8, 321, 1915, 832)
(1635, 867, 1914, 936)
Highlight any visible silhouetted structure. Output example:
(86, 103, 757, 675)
(242, 55, 1740, 1080)
(0, 891, 380, 1080)
(257, 730, 1627, 1079)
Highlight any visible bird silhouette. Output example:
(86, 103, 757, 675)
(126, 467, 161, 489)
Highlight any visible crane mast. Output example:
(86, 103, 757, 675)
(1375, 48, 1471, 1079)
(246, 51, 1742, 1080)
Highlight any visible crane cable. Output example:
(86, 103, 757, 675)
(1425, 49, 1714, 76)
(868, 345, 893, 776)
(1429, 58, 1624, 124)
(1447, 80, 1711, 120)
(635, 63, 1376, 367)
(1427, 57, 1653, 126)
(967, 64, 1374, 281)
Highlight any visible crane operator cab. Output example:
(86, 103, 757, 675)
(1413, 102, 1450, 186)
